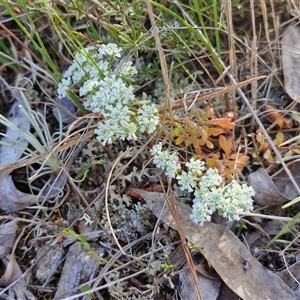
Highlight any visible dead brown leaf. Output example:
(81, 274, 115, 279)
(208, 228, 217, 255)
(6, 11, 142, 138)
(0, 255, 22, 286)
(248, 162, 300, 206)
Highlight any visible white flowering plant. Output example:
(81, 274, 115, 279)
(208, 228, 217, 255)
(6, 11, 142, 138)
(150, 142, 254, 226)
(57, 43, 254, 227)
(58, 43, 160, 145)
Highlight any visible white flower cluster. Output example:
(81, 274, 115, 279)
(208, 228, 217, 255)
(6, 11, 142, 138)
(57, 43, 160, 145)
(192, 170, 254, 225)
(150, 143, 181, 178)
(150, 143, 254, 225)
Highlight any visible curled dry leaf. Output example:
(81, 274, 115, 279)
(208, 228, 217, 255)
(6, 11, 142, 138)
(0, 254, 22, 287)
(282, 25, 300, 102)
(1, 266, 37, 299)
(0, 98, 39, 211)
(0, 217, 36, 299)
(0, 221, 19, 287)
(0, 255, 37, 299)
(0, 175, 40, 212)
(248, 162, 300, 206)
(135, 189, 296, 300)
(0, 94, 74, 211)
(171, 246, 222, 299)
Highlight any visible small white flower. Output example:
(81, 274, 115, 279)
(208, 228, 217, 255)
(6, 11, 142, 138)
(165, 160, 181, 178)
(199, 168, 223, 190)
(190, 202, 212, 226)
(151, 143, 180, 178)
(186, 158, 206, 175)
(177, 170, 196, 192)
(58, 43, 159, 145)
(74, 51, 89, 65)
(72, 68, 87, 84)
(79, 79, 101, 97)
(57, 77, 71, 98)
(118, 121, 138, 141)
(84, 75, 135, 116)
(95, 120, 116, 145)
(110, 106, 132, 124)
(98, 43, 122, 58)
(119, 61, 137, 77)
(194, 187, 222, 211)
(150, 142, 163, 156)
(149, 146, 254, 226)
(191, 177, 254, 225)
(217, 181, 254, 221)
(137, 104, 159, 133)
(84, 44, 98, 52)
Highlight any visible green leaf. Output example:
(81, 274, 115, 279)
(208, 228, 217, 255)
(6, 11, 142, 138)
(80, 286, 91, 293)
(75, 163, 91, 180)
(273, 132, 284, 145)
(292, 112, 300, 125)
(86, 21, 101, 40)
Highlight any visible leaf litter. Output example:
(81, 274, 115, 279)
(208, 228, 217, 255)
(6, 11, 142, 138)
(135, 189, 297, 300)
(2, 1, 300, 300)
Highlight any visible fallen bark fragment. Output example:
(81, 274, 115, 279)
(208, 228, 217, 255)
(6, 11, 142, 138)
(54, 243, 105, 300)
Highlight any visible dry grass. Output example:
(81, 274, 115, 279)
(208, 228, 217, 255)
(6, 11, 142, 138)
(0, 1, 300, 299)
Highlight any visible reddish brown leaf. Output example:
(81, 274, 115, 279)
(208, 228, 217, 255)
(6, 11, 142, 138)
(195, 146, 202, 156)
(191, 135, 199, 148)
(219, 135, 232, 158)
(264, 104, 293, 129)
(207, 118, 236, 129)
(127, 186, 164, 200)
(206, 127, 226, 137)
(228, 154, 249, 168)
(206, 140, 214, 149)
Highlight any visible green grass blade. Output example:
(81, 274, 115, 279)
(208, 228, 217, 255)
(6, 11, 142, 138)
(150, 1, 223, 73)
(267, 211, 300, 247)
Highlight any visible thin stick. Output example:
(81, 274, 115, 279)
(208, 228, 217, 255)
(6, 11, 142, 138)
(146, 2, 203, 299)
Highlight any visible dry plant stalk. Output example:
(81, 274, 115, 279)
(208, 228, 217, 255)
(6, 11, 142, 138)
(146, 1, 203, 299)
(224, 0, 237, 111)
(0, 127, 95, 174)
(172, 76, 266, 111)
(259, 0, 277, 70)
